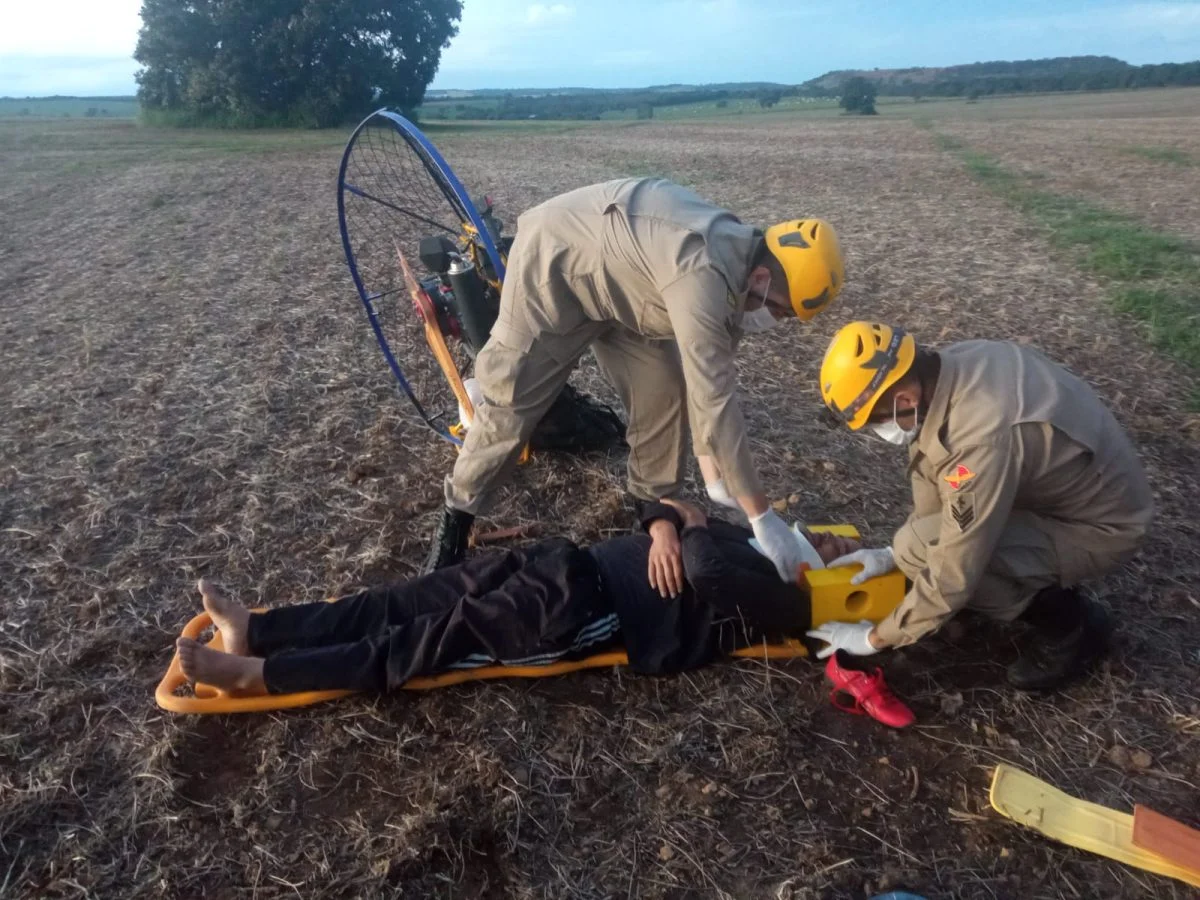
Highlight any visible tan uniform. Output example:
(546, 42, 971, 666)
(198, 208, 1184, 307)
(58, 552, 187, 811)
(447, 177, 765, 513)
(875, 341, 1153, 647)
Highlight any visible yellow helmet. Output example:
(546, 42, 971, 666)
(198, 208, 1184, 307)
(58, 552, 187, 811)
(764, 218, 845, 320)
(819, 321, 915, 430)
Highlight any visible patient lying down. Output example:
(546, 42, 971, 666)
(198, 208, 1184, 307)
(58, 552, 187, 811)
(178, 500, 857, 696)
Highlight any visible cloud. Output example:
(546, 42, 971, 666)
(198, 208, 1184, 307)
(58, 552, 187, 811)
(985, 2, 1200, 41)
(1127, 1, 1200, 27)
(526, 4, 574, 25)
(0, 0, 142, 57)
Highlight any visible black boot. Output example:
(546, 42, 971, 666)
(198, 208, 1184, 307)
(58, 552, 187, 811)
(1006, 587, 1111, 692)
(421, 507, 475, 574)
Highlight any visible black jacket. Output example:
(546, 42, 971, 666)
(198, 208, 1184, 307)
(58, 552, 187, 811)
(588, 503, 810, 674)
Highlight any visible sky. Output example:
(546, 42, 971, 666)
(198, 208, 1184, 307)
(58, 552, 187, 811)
(1, 0, 1200, 97)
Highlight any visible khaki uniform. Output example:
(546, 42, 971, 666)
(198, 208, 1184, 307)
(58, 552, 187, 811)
(447, 177, 765, 513)
(875, 341, 1153, 647)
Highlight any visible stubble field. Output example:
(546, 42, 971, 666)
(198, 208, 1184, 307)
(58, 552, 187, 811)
(1, 89, 1198, 899)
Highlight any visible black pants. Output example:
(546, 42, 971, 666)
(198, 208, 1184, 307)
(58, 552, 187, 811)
(248, 539, 620, 694)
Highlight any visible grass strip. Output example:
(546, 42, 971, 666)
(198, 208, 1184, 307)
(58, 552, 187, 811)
(928, 128, 1200, 406)
(1119, 145, 1194, 167)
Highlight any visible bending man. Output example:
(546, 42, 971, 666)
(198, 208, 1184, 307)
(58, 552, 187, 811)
(425, 177, 845, 580)
(808, 322, 1153, 691)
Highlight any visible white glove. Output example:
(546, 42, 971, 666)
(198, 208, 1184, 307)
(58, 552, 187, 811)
(749, 508, 806, 582)
(806, 619, 879, 660)
(827, 547, 896, 585)
(704, 479, 742, 511)
(457, 377, 486, 428)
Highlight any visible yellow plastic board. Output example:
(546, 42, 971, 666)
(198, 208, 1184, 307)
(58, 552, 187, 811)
(989, 764, 1200, 888)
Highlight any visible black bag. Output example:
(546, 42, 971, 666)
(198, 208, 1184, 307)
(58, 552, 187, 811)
(529, 384, 626, 453)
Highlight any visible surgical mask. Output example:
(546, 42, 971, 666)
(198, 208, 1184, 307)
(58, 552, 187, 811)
(742, 306, 779, 334)
(741, 277, 778, 334)
(868, 398, 920, 446)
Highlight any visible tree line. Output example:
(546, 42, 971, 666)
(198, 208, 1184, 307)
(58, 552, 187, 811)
(131, 4, 1200, 132)
(813, 57, 1200, 100)
(425, 87, 791, 121)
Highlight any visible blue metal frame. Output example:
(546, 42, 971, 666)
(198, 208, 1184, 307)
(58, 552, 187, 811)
(336, 108, 506, 445)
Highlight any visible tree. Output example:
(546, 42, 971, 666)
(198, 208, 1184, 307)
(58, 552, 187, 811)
(839, 76, 877, 115)
(135, 0, 462, 127)
(757, 88, 783, 108)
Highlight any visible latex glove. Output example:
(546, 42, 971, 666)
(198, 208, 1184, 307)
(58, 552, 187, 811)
(827, 547, 896, 585)
(457, 377, 486, 428)
(806, 619, 879, 660)
(704, 478, 742, 511)
(749, 508, 805, 582)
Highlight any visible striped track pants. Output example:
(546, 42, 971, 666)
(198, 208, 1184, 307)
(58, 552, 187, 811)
(249, 539, 620, 694)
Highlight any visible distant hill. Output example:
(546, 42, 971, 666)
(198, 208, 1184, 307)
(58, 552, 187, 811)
(0, 95, 139, 119)
(427, 57, 1200, 110)
(0, 94, 137, 102)
(421, 55, 1200, 122)
(425, 82, 789, 100)
(805, 56, 1127, 90)
(803, 56, 1200, 96)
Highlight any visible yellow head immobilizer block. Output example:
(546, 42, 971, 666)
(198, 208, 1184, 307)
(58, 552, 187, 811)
(807, 525, 907, 627)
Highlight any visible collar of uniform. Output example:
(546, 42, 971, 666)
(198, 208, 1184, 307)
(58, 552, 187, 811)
(712, 221, 767, 304)
(909, 349, 953, 468)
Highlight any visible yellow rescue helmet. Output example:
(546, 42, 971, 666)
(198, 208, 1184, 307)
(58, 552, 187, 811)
(763, 218, 845, 320)
(819, 321, 916, 430)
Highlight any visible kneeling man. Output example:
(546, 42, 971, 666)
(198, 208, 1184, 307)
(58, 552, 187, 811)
(808, 322, 1153, 691)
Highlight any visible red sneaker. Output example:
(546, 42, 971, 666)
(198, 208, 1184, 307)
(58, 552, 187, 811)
(825, 650, 915, 729)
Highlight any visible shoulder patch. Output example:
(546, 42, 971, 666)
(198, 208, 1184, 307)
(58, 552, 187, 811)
(950, 492, 976, 531)
(944, 464, 976, 491)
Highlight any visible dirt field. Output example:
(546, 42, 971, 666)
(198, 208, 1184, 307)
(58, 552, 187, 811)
(906, 87, 1200, 242)
(936, 119, 1200, 243)
(1, 89, 1198, 899)
(906, 86, 1200, 122)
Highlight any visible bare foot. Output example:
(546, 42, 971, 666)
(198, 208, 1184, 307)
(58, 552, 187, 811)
(197, 578, 252, 656)
(176, 637, 267, 695)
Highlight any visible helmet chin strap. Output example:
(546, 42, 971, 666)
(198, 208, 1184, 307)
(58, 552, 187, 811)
(746, 271, 771, 308)
(740, 275, 778, 335)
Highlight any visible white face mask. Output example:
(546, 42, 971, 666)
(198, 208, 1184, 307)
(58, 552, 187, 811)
(741, 277, 778, 334)
(742, 306, 779, 334)
(868, 397, 920, 446)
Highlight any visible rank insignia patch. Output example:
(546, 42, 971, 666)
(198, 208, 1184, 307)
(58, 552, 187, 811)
(950, 492, 976, 531)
